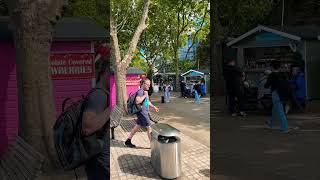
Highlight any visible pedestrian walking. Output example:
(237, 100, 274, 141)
(194, 82, 201, 104)
(264, 62, 290, 133)
(164, 82, 172, 103)
(124, 78, 160, 147)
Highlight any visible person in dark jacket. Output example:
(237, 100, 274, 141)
(200, 81, 206, 96)
(223, 59, 246, 117)
(180, 80, 187, 98)
(264, 62, 289, 133)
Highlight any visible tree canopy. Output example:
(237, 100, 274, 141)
(64, 0, 109, 29)
(216, 0, 275, 37)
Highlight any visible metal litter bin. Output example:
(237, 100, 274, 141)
(151, 123, 181, 179)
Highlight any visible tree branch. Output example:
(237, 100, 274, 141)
(122, 0, 151, 68)
(110, 13, 122, 66)
(151, 51, 161, 65)
(183, 8, 208, 60)
(179, 11, 193, 35)
(116, 15, 129, 31)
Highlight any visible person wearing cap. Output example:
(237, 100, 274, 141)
(223, 59, 247, 117)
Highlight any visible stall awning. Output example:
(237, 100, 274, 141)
(227, 25, 320, 47)
(181, 69, 204, 77)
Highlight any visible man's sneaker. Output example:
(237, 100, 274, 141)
(124, 139, 136, 148)
(239, 112, 247, 117)
(265, 121, 273, 129)
(280, 129, 290, 134)
(285, 105, 290, 114)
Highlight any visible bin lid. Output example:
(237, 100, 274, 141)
(151, 123, 180, 137)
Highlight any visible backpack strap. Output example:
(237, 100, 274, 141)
(62, 98, 71, 112)
(134, 89, 145, 105)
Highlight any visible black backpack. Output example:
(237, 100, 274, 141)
(127, 89, 143, 115)
(53, 88, 108, 170)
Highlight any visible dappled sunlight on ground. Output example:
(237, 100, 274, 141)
(213, 96, 320, 180)
(264, 149, 290, 154)
(162, 115, 184, 120)
(150, 92, 210, 147)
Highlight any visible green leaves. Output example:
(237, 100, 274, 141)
(130, 54, 150, 73)
(111, 0, 144, 55)
(217, 0, 274, 37)
(64, 0, 109, 29)
(144, 0, 210, 74)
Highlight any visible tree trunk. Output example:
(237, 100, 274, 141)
(148, 64, 154, 80)
(212, 0, 225, 96)
(212, 0, 220, 96)
(174, 10, 181, 92)
(114, 64, 128, 111)
(6, 0, 65, 171)
(111, 0, 150, 111)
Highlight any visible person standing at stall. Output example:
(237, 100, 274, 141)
(180, 80, 187, 98)
(223, 59, 247, 117)
(200, 80, 206, 97)
(290, 65, 306, 111)
(264, 62, 290, 133)
(164, 82, 172, 103)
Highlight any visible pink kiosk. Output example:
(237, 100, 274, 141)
(109, 67, 146, 111)
(0, 17, 108, 156)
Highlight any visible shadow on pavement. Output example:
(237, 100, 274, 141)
(111, 139, 150, 149)
(199, 169, 210, 177)
(117, 154, 160, 179)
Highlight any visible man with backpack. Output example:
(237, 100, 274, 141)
(54, 53, 110, 179)
(124, 78, 159, 148)
(81, 59, 110, 179)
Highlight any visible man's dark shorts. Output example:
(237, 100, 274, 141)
(136, 113, 151, 126)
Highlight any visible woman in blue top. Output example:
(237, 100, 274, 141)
(291, 66, 306, 110)
(200, 82, 206, 96)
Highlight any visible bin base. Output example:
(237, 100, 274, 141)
(151, 137, 182, 179)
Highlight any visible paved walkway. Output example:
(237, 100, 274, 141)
(213, 96, 320, 180)
(153, 92, 210, 147)
(110, 118, 210, 180)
